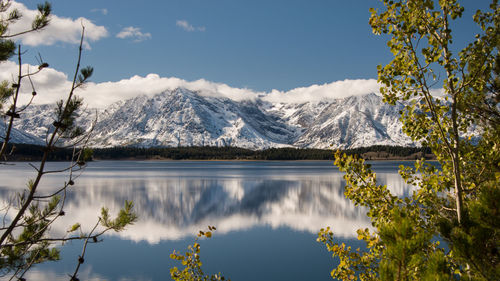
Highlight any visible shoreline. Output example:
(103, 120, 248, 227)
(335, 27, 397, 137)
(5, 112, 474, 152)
(4, 144, 435, 162)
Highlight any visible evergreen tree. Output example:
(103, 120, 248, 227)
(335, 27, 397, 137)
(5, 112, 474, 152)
(0, 2, 136, 279)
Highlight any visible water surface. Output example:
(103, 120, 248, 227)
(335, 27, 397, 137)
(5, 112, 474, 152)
(0, 160, 412, 281)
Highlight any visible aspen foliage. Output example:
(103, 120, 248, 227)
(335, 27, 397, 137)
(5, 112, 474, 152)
(319, 1, 499, 280)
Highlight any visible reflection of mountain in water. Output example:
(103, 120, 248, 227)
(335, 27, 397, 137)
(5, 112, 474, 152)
(0, 162, 412, 244)
(62, 176, 371, 242)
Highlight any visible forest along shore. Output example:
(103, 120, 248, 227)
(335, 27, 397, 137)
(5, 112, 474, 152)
(3, 144, 435, 161)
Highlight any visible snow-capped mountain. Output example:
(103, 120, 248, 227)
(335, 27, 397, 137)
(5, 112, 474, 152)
(9, 88, 414, 149)
(0, 122, 42, 145)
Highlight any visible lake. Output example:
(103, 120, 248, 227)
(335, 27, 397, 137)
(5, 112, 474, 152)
(0, 160, 413, 281)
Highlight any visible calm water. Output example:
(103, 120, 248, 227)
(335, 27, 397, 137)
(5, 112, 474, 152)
(0, 160, 413, 281)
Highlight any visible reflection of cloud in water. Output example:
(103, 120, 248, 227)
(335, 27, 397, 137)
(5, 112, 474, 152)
(20, 267, 152, 281)
(20, 266, 109, 281)
(0, 162, 413, 244)
(377, 173, 416, 197)
(52, 177, 370, 243)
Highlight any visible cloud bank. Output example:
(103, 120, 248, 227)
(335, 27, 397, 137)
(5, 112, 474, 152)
(265, 79, 381, 103)
(0, 61, 384, 108)
(0, 61, 73, 105)
(7, 1, 108, 48)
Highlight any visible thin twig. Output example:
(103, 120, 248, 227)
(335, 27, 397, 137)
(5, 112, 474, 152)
(69, 219, 100, 281)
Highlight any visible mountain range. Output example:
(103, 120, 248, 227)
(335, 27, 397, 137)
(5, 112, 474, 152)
(5, 88, 414, 149)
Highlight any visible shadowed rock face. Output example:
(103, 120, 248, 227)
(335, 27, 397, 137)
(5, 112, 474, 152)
(0, 122, 42, 145)
(13, 89, 414, 149)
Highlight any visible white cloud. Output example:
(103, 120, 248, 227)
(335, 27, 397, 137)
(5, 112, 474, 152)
(429, 88, 446, 97)
(6, 1, 108, 49)
(0, 61, 259, 107)
(0, 60, 73, 105)
(264, 79, 382, 103)
(0, 61, 387, 108)
(81, 74, 262, 107)
(90, 8, 108, 15)
(83, 77, 381, 107)
(116, 26, 152, 42)
(176, 20, 206, 32)
(176, 20, 194, 31)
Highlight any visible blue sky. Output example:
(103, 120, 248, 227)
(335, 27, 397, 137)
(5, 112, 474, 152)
(0, 0, 491, 107)
(27, 0, 390, 89)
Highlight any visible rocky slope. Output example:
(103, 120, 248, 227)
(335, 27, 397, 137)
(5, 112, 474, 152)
(9, 88, 414, 149)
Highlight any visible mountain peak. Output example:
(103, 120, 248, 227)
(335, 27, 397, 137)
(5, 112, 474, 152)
(12, 90, 414, 149)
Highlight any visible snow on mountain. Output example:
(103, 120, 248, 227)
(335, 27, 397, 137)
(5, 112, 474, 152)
(293, 93, 413, 148)
(88, 88, 299, 149)
(9, 88, 414, 149)
(0, 120, 43, 145)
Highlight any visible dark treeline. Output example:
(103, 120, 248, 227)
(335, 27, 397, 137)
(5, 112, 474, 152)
(2, 143, 76, 161)
(343, 145, 432, 157)
(93, 146, 256, 160)
(92, 146, 335, 160)
(3, 143, 434, 161)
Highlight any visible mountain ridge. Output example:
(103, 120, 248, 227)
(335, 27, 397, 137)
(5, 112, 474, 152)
(8, 88, 414, 149)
